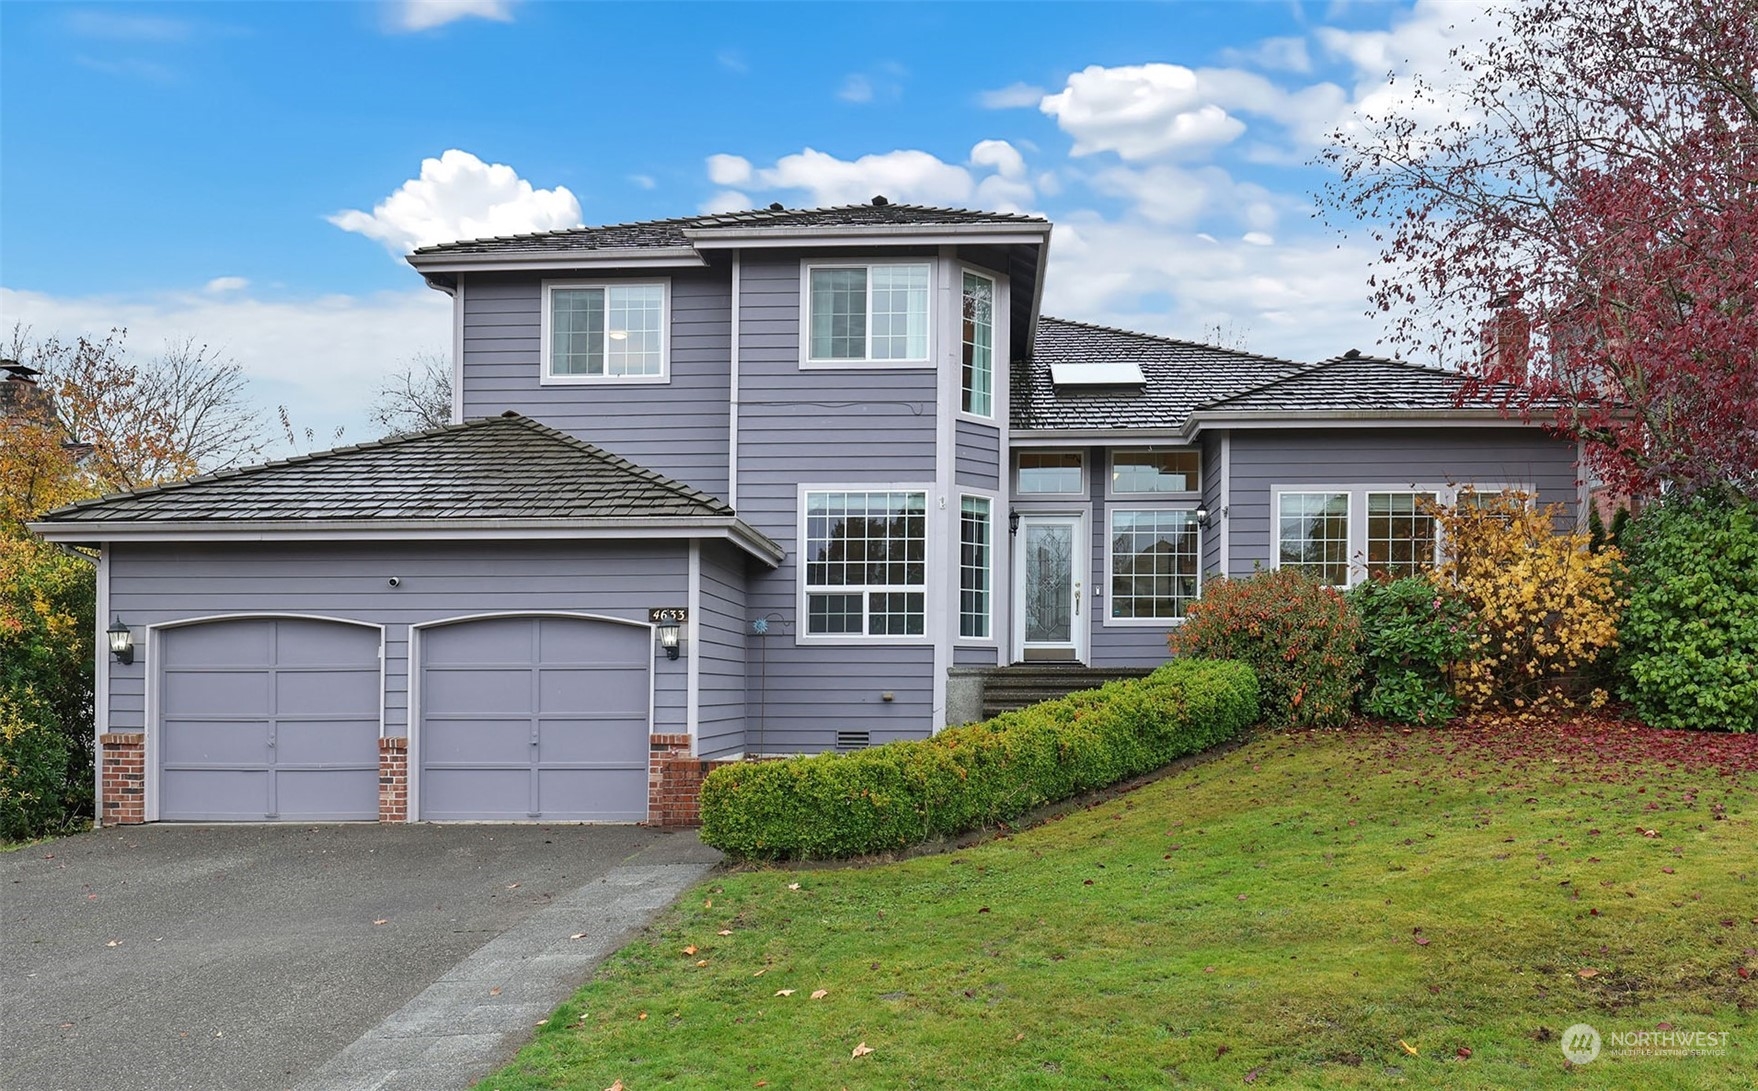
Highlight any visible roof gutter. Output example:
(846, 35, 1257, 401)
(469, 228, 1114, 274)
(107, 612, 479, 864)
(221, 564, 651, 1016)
(684, 223, 1051, 249)
(406, 247, 709, 275)
(28, 515, 786, 568)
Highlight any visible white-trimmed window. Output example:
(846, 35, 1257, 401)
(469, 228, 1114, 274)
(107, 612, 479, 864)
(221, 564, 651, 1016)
(806, 263, 931, 364)
(1278, 492, 1351, 586)
(961, 272, 995, 416)
(1366, 492, 1438, 579)
(1110, 509, 1201, 621)
(1112, 449, 1200, 495)
(959, 496, 992, 638)
(543, 281, 668, 381)
(802, 490, 928, 637)
(1016, 451, 1084, 496)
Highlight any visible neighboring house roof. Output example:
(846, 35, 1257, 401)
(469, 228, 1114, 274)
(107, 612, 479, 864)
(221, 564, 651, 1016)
(31, 412, 783, 563)
(1013, 317, 1307, 433)
(410, 202, 1048, 257)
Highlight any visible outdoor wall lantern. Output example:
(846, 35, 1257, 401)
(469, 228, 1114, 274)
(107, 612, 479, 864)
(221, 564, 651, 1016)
(107, 618, 135, 665)
(657, 620, 682, 660)
(1194, 506, 1212, 528)
(1008, 509, 1021, 537)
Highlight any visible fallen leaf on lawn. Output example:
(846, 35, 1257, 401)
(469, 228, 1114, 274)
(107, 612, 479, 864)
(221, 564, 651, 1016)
(570, 932, 588, 940)
(683, 945, 699, 955)
(373, 919, 389, 926)
(1662, 867, 1676, 874)
(718, 929, 733, 936)
(606, 1081, 624, 1091)
(489, 986, 502, 996)
(1203, 966, 1216, 974)
(1577, 968, 1599, 978)
(1015, 1033, 1025, 1042)
(637, 1012, 648, 1021)
(695, 960, 709, 967)
(810, 989, 828, 1000)
(756, 1082, 768, 1087)
(787, 883, 800, 891)
(852, 1042, 874, 1058)
(1457, 1046, 1472, 1059)
(1236, 894, 1248, 901)
(1639, 828, 1659, 837)
(775, 989, 796, 997)
(1415, 936, 1431, 946)
(1400, 1039, 1418, 1056)
(705, 898, 713, 909)
(1244, 1068, 1262, 1084)
(752, 968, 767, 977)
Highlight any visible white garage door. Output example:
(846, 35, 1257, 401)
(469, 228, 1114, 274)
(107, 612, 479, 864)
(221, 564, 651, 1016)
(158, 618, 381, 821)
(418, 616, 652, 821)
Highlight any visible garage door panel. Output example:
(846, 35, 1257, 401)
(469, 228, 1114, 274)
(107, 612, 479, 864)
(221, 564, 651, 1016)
(160, 621, 272, 667)
(275, 769, 379, 819)
(425, 669, 533, 714)
(424, 617, 533, 665)
(538, 620, 645, 664)
(424, 719, 530, 765)
(160, 769, 268, 819)
(420, 616, 651, 822)
(274, 620, 380, 665)
(163, 670, 271, 717)
(275, 669, 380, 716)
(538, 720, 650, 764)
(423, 769, 530, 820)
(538, 667, 648, 714)
(537, 769, 649, 820)
(160, 720, 270, 766)
(275, 719, 380, 765)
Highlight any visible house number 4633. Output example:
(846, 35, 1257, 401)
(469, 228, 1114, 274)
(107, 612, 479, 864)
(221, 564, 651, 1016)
(648, 608, 688, 623)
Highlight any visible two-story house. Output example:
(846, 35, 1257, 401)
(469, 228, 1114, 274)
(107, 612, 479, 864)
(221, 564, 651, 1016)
(34, 201, 1585, 827)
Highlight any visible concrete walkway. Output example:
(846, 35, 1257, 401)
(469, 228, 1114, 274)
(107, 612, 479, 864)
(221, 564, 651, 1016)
(1, 824, 720, 1091)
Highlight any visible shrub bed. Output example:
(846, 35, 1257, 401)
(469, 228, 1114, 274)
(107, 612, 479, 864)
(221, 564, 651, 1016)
(1, 687, 74, 842)
(699, 659, 1259, 860)
(1349, 575, 1477, 725)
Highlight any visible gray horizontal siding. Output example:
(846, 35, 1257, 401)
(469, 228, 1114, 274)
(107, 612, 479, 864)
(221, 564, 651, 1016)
(696, 543, 748, 758)
(1225, 427, 1581, 576)
(955, 418, 1001, 490)
(104, 541, 690, 740)
(459, 270, 733, 501)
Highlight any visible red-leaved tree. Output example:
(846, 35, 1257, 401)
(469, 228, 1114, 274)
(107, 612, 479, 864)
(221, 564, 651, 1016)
(1323, 0, 1758, 498)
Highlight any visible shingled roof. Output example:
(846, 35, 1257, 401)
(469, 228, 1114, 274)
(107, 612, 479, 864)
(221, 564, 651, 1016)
(32, 413, 782, 560)
(1013, 317, 1307, 432)
(411, 202, 1048, 257)
(1194, 352, 1525, 417)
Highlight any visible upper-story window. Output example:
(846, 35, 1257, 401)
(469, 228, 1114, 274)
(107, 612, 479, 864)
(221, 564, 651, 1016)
(1111, 450, 1200, 495)
(1016, 451, 1084, 496)
(961, 271, 995, 416)
(805, 263, 931, 365)
(542, 281, 668, 383)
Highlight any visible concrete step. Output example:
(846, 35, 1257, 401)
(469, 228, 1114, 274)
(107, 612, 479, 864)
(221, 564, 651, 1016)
(978, 665, 1157, 718)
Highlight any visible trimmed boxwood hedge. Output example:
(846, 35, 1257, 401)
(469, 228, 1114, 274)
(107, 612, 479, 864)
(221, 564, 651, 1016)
(699, 659, 1259, 860)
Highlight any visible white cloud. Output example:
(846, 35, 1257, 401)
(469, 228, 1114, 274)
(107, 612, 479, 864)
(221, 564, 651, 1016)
(2, 285, 451, 446)
(204, 276, 249, 293)
(328, 149, 582, 255)
(389, 0, 514, 33)
(969, 139, 1027, 180)
(1042, 64, 1247, 160)
(1242, 231, 1274, 246)
(705, 153, 753, 187)
(700, 190, 752, 214)
(838, 74, 875, 103)
(64, 10, 193, 41)
(978, 82, 1047, 109)
(627, 173, 657, 190)
(1219, 35, 1312, 74)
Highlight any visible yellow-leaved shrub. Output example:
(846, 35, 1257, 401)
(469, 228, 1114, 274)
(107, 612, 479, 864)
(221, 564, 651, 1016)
(1433, 489, 1621, 712)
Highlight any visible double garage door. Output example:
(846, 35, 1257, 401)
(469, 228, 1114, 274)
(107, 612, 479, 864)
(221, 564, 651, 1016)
(156, 615, 650, 822)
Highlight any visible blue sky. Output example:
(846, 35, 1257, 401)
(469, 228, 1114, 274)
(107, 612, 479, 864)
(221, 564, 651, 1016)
(0, 0, 1485, 444)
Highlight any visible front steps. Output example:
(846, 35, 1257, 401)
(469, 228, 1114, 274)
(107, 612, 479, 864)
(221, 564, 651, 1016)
(972, 664, 1157, 720)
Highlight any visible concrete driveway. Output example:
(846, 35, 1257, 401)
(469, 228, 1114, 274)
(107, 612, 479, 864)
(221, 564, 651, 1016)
(1, 823, 720, 1091)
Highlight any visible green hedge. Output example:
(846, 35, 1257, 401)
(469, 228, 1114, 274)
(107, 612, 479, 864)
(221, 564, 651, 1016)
(699, 659, 1259, 860)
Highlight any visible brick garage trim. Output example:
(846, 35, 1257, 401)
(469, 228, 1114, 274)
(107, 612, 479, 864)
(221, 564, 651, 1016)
(648, 734, 732, 827)
(378, 737, 409, 822)
(98, 733, 145, 826)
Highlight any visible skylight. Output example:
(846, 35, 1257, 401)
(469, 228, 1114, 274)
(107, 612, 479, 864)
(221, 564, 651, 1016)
(1049, 361, 1146, 387)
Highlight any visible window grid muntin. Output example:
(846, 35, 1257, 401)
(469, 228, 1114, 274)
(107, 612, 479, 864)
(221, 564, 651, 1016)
(1366, 492, 1438, 579)
(1112, 450, 1200, 495)
(548, 284, 665, 378)
(1278, 492, 1351, 586)
(1110, 510, 1200, 620)
(809, 268, 867, 360)
(959, 496, 992, 638)
(961, 272, 994, 417)
(803, 490, 928, 637)
(869, 265, 929, 360)
(806, 263, 930, 363)
(1016, 451, 1084, 495)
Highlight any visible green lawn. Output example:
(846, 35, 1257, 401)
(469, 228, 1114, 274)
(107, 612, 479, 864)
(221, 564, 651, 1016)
(479, 719, 1756, 1089)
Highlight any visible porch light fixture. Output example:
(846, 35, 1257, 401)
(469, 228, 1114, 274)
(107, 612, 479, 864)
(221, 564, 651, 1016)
(1008, 509, 1021, 537)
(1194, 506, 1212, 528)
(657, 620, 682, 660)
(107, 618, 135, 665)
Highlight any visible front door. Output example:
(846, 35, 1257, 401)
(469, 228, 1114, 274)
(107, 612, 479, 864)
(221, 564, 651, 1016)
(1015, 514, 1087, 663)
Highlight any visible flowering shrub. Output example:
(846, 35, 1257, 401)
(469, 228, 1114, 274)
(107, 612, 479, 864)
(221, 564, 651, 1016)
(1619, 492, 1757, 732)
(1170, 568, 1362, 728)
(1433, 489, 1621, 712)
(0, 687, 73, 842)
(1348, 575, 1477, 725)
